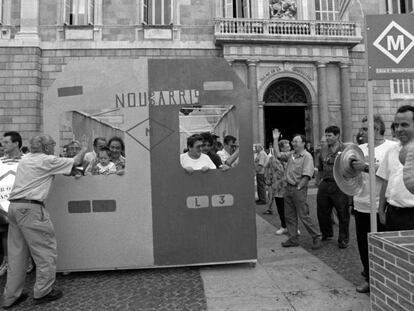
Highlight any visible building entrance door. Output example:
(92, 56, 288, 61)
(263, 78, 311, 148)
(264, 105, 307, 148)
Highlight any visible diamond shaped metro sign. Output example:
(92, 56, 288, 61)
(366, 14, 414, 80)
(372, 21, 414, 64)
(126, 118, 174, 151)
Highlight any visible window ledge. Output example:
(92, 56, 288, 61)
(142, 23, 174, 40)
(64, 25, 95, 40)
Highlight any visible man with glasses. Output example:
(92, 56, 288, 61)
(3, 135, 88, 308)
(217, 135, 239, 167)
(180, 134, 216, 174)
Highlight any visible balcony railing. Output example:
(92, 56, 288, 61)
(214, 18, 362, 46)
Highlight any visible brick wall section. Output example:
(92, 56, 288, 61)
(368, 231, 414, 311)
(0, 47, 41, 146)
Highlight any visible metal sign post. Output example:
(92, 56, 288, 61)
(365, 14, 414, 233)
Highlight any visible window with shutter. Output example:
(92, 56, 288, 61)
(143, 0, 173, 25)
(390, 79, 414, 99)
(314, 0, 339, 21)
(223, 0, 251, 18)
(64, 0, 94, 25)
(0, 0, 3, 25)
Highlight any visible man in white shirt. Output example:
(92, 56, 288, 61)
(180, 134, 216, 174)
(0, 132, 24, 277)
(351, 115, 397, 293)
(377, 105, 414, 232)
(84, 137, 107, 164)
(217, 135, 239, 167)
(3, 135, 88, 308)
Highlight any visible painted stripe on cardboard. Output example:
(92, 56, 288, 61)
(58, 86, 83, 97)
(203, 81, 234, 91)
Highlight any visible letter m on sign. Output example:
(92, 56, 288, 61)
(372, 21, 414, 64)
(387, 35, 405, 51)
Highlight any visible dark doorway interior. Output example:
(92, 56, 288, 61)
(264, 106, 306, 148)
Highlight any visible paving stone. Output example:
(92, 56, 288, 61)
(0, 268, 207, 311)
(258, 191, 368, 287)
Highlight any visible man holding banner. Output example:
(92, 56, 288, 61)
(0, 132, 24, 277)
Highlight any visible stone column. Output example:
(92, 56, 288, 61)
(16, 0, 40, 41)
(317, 62, 329, 138)
(340, 62, 352, 142)
(247, 59, 260, 144)
(258, 101, 265, 146)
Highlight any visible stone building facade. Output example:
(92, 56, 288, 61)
(0, 0, 413, 147)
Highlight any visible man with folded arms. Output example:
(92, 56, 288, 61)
(2, 135, 87, 308)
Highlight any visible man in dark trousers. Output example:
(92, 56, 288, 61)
(273, 129, 322, 250)
(316, 125, 350, 249)
(378, 105, 414, 231)
(2, 135, 87, 309)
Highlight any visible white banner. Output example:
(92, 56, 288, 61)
(0, 161, 18, 216)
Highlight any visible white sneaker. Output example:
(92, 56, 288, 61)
(275, 228, 288, 235)
(0, 260, 7, 276)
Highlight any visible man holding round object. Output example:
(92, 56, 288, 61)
(2, 135, 88, 309)
(350, 115, 396, 293)
(377, 105, 414, 231)
(316, 126, 350, 249)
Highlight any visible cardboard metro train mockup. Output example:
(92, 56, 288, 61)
(43, 58, 257, 271)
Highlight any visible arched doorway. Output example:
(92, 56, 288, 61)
(263, 78, 311, 148)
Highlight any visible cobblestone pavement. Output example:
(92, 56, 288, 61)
(257, 191, 367, 289)
(0, 267, 207, 311)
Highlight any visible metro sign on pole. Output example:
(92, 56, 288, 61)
(366, 14, 414, 80)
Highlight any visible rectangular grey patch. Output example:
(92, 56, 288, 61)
(92, 200, 116, 213)
(68, 201, 91, 213)
(203, 81, 234, 91)
(58, 86, 83, 97)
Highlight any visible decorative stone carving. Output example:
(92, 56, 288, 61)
(292, 67, 314, 81)
(269, 0, 297, 20)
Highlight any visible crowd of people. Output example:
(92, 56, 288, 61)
(1, 104, 414, 307)
(259, 104, 414, 294)
(180, 132, 239, 173)
(0, 132, 127, 308)
(61, 136, 126, 176)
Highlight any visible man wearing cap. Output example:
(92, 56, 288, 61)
(378, 105, 414, 231)
(2, 135, 87, 308)
(351, 115, 396, 293)
(316, 125, 350, 249)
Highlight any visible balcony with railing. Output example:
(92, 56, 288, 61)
(214, 18, 362, 46)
